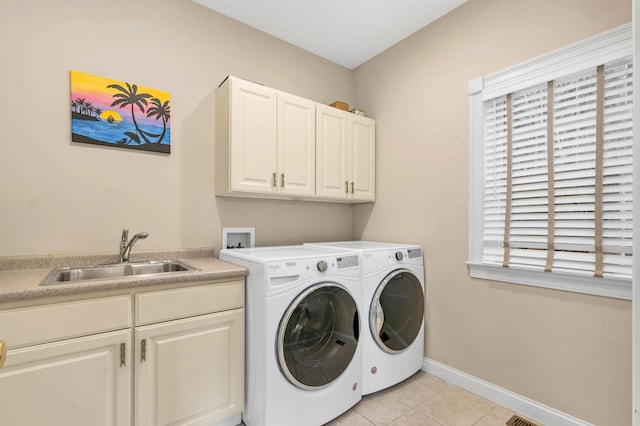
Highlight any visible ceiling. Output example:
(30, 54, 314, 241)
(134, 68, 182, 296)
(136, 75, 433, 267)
(193, 0, 468, 69)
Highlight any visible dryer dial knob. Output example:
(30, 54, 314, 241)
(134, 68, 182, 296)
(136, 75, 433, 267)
(395, 251, 404, 261)
(317, 260, 328, 272)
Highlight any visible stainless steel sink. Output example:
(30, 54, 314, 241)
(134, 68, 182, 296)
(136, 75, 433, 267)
(40, 260, 198, 285)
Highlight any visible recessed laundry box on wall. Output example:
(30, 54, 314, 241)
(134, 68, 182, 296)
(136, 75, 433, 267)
(222, 227, 255, 249)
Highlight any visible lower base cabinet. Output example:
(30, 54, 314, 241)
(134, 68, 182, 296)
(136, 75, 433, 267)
(135, 309, 244, 426)
(0, 279, 244, 426)
(0, 329, 132, 426)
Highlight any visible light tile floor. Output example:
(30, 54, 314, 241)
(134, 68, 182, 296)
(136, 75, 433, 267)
(325, 371, 531, 426)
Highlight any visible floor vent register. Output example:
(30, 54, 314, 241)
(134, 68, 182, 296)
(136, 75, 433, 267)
(506, 415, 540, 426)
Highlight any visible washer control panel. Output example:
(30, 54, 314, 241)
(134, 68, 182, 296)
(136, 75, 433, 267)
(336, 255, 359, 269)
(301, 254, 360, 278)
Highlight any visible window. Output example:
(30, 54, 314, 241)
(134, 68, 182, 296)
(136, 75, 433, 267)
(468, 24, 633, 300)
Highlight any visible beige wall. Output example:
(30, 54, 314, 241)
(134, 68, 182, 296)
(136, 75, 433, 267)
(0, 0, 356, 256)
(354, 0, 632, 424)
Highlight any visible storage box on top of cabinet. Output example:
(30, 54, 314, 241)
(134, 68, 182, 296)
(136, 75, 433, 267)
(330, 101, 349, 111)
(215, 76, 375, 203)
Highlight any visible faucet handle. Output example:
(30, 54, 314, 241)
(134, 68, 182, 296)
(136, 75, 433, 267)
(121, 229, 129, 241)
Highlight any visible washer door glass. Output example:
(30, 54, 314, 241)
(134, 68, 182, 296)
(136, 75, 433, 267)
(370, 269, 424, 353)
(277, 283, 359, 390)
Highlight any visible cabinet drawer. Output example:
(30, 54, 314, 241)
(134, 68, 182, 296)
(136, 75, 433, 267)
(135, 280, 244, 326)
(0, 295, 131, 349)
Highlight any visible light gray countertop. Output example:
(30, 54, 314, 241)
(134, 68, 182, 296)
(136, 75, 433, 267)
(0, 248, 247, 304)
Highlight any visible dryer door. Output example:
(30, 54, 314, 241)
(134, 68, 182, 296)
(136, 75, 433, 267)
(277, 283, 359, 390)
(370, 269, 424, 353)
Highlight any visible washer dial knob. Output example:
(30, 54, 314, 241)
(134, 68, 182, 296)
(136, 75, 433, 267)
(317, 260, 328, 272)
(395, 251, 404, 261)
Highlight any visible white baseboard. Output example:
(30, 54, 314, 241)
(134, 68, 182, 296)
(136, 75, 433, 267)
(422, 357, 593, 426)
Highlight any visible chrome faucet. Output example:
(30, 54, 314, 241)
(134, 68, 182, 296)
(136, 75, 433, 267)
(119, 229, 149, 263)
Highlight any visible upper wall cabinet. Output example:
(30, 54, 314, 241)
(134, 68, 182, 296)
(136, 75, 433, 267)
(216, 76, 375, 203)
(216, 77, 277, 196)
(216, 76, 315, 198)
(316, 104, 375, 202)
(277, 91, 316, 197)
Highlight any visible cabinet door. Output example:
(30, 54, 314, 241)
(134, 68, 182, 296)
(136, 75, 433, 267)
(316, 104, 349, 199)
(277, 92, 316, 197)
(136, 309, 244, 426)
(0, 329, 131, 426)
(350, 115, 376, 201)
(230, 78, 277, 194)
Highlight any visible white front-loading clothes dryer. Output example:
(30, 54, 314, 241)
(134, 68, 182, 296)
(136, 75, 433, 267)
(304, 241, 425, 395)
(219, 245, 362, 426)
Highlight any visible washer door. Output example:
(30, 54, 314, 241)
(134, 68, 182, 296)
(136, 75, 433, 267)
(277, 283, 359, 390)
(370, 269, 424, 353)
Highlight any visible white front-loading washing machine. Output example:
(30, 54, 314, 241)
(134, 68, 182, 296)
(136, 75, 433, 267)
(219, 245, 362, 426)
(304, 241, 425, 395)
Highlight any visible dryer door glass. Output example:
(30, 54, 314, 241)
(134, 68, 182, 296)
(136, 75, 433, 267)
(277, 283, 359, 390)
(370, 269, 424, 353)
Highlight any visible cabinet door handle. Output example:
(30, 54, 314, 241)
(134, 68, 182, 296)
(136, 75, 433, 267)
(351, 182, 354, 194)
(272, 172, 277, 188)
(120, 343, 126, 367)
(141, 339, 147, 362)
(345, 181, 349, 194)
(0, 340, 6, 368)
(280, 173, 285, 188)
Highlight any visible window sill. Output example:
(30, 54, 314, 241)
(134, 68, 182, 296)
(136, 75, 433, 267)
(466, 262, 631, 300)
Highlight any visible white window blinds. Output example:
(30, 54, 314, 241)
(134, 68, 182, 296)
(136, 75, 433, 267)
(482, 57, 633, 280)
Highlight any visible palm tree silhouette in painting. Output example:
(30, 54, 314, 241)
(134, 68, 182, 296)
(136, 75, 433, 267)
(71, 97, 99, 121)
(146, 98, 170, 144)
(76, 98, 87, 113)
(85, 101, 94, 116)
(71, 98, 86, 114)
(107, 82, 154, 145)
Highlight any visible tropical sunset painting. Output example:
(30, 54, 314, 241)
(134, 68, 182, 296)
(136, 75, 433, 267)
(70, 70, 171, 154)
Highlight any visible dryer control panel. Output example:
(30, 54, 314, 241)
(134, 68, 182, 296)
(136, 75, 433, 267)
(362, 248, 423, 275)
(407, 248, 422, 259)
